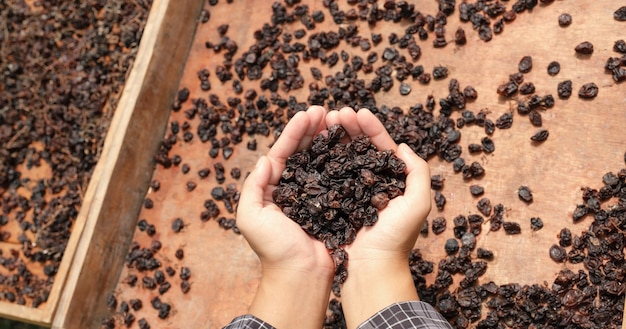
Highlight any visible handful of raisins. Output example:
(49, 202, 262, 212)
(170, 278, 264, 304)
(272, 124, 407, 282)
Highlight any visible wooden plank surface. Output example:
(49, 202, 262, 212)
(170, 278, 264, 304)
(109, 1, 626, 328)
(49, 0, 204, 328)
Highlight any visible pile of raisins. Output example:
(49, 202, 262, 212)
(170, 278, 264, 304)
(273, 125, 406, 283)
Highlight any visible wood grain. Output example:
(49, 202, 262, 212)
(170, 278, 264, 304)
(110, 1, 626, 328)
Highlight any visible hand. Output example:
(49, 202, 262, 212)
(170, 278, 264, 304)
(237, 106, 334, 329)
(326, 107, 432, 329)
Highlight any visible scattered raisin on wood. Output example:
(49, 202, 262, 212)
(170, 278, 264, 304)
(518, 56, 533, 73)
(517, 186, 534, 203)
(557, 80, 572, 98)
(503, 222, 521, 234)
(575, 41, 594, 55)
(531, 129, 549, 142)
(578, 83, 598, 99)
(549, 244, 567, 262)
(547, 61, 561, 76)
(530, 217, 544, 231)
(431, 217, 447, 235)
(558, 13, 572, 26)
(469, 185, 484, 196)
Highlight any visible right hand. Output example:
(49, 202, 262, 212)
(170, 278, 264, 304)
(326, 107, 432, 329)
(326, 107, 432, 264)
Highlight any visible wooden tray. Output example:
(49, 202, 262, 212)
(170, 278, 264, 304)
(43, 0, 626, 328)
(0, 0, 202, 327)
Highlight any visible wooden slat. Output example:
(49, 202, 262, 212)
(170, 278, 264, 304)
(49, 0, 204, 328)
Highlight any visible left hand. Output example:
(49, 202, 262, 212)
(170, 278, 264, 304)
(236, 105, 334, 329)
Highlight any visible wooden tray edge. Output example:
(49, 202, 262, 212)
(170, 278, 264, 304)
(46, 0, 203, 327)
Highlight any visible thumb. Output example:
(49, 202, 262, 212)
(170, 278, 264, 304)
(396, 143, 432, 221)
(237, 156, 272, 229)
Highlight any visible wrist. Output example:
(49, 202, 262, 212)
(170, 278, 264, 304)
(341, 256, 418, 329)
(248, 263, 333, 329)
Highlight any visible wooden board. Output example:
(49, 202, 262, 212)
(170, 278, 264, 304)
(107, 1, 626, 328)
(47, 0, 204, 328)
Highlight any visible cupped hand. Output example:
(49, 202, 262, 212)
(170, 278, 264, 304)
(325, 107, 432, 263)
(237, 105, 334, 276)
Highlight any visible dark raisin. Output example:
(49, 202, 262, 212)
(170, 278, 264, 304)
(138, 318, 150, 329)
(503, 222, 521, 234)
(557, 80, 572, 98)
(430, 175, 445, 190)
(175, 248, 184, 260)
(578, 83, 598, 99)
(469, 185, 484, 196)
(198, 168, 210, 178)
(399, 83, 412, 95)
(495, 112, 513, 129)
(558, 13, 572, 26)
(519, 82, 535, 95)
(549, 244, 567, 262)
(181, 280, 191, 294)
(481, 136, 495, 153)
(530, 217, 543, 231)
(529, 110, 542, 126)
(180, 267, 191, 281)
(559, 228, 572, 247)
(171, 218, 184, 233)
(518, 55, 533, 73)
(547, 61, 561, 76)
(455, 27, 466, 45)
(445, 239, 459, 254)
(432, 66, 449, 80)
(468, 143, 482, 154)
(106, 294, 117, 310)
(477, 248, 494, 260)
(518, 186, 533, 203)
(614, 39, 626, 54)
(574, 41, 594, 55)
(434, 191, 446, 210)
(476, 198, 492, 217)
(530, 129, 549, 142)
(432, 217, 447, 235)
(142, 276, 156, 290)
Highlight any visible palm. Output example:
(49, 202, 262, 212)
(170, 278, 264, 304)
(237, 106, 335, 273)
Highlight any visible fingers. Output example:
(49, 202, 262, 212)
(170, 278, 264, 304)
(237, 156, 272, 232)
(356, 109, 397, 152)
(267, 106, 326, 183)
(297, 106, 326, 151)
(396, 143, 432, 218)
(338, 107, 362, 139)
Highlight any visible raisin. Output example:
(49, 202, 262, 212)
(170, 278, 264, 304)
(469, 185, 484, 196)
(518, 56, 533, 73)
(557, 80, 572, 98)
(530, 129, 549, 142)
(578, 83, 598, 99)
(518, 186, 533, 203)
(574, 41, 594, 55)
(547, 61, 560, 76)
(558, 13, 572, 26)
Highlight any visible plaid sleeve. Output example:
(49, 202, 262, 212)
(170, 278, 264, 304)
(357, 301, 453, 329)
(222, 314, 276, 329)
